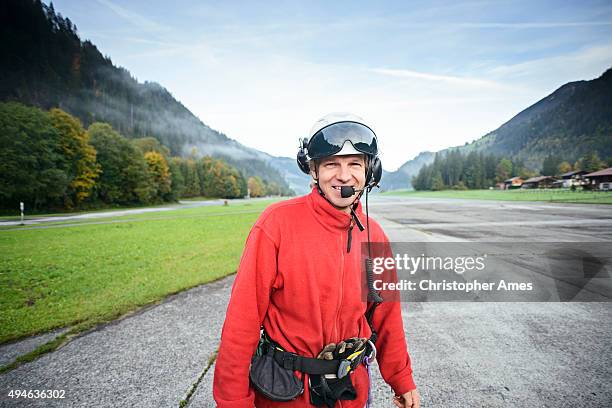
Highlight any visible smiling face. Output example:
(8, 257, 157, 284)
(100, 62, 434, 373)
(311, 154, 367, 212)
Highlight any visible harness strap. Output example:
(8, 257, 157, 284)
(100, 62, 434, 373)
(365, 301, 380, 344)
(263, 335, 374, 377)
(272, 350, 340, 375)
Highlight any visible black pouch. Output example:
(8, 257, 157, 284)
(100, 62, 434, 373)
(309, 374, 357, 408)
(249, 346, 304, 401)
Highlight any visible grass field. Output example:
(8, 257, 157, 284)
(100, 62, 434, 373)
(0, 199, 280, 345)
(381, 189, 612, 204)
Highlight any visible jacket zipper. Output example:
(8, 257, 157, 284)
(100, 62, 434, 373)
(335, 220, 352, 340)
(335, 233, 345, 341)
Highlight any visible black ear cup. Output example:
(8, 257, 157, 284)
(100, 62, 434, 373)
(297, 138, 311, 175)
(367, 156, 382, 187)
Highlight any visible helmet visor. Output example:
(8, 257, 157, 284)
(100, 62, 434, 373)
(307, 121, 378, 159)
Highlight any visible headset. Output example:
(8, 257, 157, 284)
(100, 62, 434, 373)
(297, 137, 382, 191)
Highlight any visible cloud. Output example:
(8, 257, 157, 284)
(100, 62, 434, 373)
(123, 41, 217, 62)
(456, 21, 612, 29)
(369, 68, 507, 90)
(71, 1, 612, 171)
(161, 50, 531, 171)
(487, 43, 612, 81)
(95, 0, 170, 33)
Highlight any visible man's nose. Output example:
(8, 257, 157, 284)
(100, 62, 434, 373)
(336, 163, 352, 182)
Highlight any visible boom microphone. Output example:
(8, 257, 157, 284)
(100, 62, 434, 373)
(340, 186, 364, 198)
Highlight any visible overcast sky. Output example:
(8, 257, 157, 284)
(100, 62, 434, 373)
(50, 0, 612, 171)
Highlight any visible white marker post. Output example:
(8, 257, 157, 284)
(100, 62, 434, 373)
(20, 202, 24, 225)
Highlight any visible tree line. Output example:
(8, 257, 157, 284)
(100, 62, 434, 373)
(541, 152, 609, 176)
(2, 0, 294, 194)
(0, 102, 283, 212)
(412, 149, 610, 191)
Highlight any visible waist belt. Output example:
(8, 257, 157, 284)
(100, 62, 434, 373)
(261, 333, 376, 379)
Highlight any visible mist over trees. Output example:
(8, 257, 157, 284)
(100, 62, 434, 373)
(0, 102, 285, 212)
(1, 0, 294, 197)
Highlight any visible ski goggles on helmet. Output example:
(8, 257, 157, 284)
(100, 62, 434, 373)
(307, 121, 378, 160)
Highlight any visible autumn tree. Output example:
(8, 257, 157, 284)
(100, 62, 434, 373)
(49, 108, 100, 207)
(557, 161, 572, 174)
(132, 137, 170, 157)
(198, 156, 245, 198)
(144, 151, 171, 201)
(248, 176, 266, 197)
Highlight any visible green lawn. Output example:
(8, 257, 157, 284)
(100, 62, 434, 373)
(0, 200, 280, 344)
(381, 189, 612, 204)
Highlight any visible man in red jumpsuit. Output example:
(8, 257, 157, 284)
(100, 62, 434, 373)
(213, 113, 420, 408)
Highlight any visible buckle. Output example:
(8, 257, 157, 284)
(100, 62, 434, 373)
(337, 359, 351, 378)
(366, 340, 377, 360)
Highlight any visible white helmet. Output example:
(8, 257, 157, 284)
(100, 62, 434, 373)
(309, 113, 370, 157)
(309, 112, 371, 139)
(297, 112, 380, 177)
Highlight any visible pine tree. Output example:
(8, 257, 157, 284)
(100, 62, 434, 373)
(495, 158, 513, 183)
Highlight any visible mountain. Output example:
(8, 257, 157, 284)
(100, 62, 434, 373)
(0, 0, 303, 194)
(470, 68, 612, 167)
(266, 156, 311, 196)
(381, 151, 435, 191)
(384, 68, 612, 190)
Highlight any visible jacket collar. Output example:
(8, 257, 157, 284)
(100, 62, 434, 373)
(307, 186, 364, 232)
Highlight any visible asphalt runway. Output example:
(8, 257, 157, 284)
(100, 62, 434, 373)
(366, 196, 612, 407)
(0, 197, 273, 227)
(371, 196, 612, 242)
(0, 196, 610, 407)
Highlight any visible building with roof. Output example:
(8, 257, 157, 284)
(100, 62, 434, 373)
(555, 170, 588, 188)
(501, 177, 523, 190)
(584, 167, 612, 191)
(521, 176, 557, 189)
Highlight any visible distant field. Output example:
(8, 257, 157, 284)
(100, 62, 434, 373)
(0, 199, 280, 344)
(382, 189, 612, 204)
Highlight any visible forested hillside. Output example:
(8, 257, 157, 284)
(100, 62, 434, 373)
(385, 67, 612, 190)
(472, 68, 612, 168)
(0, 0, 294, 195)
(0, 102, 279, 212)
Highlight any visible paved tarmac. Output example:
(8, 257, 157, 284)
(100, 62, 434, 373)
(1, 196, 611, 407)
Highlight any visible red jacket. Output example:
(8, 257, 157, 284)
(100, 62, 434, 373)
(213, 188, 416, 407)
